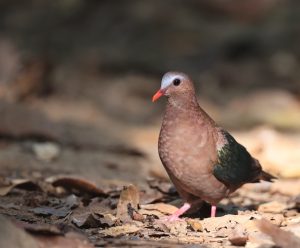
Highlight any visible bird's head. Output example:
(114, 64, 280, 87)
(152, 72, 195, 102)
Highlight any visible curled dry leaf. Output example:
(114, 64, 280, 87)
(46, 176, 107, 197)
(256, 218, 300, 248)
(0, 178, 40, 196)
(116, 184, 140, 223)
(99, 224, 141, 237)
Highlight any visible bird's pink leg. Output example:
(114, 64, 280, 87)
(211, 205, 217, 217)
(162, 203, 191, 221)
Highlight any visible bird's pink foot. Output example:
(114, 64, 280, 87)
(211, 205, 217, 217)
(160, 214, 182, 222)
(158, 202, 191, 222)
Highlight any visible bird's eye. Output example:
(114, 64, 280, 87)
(173, 78, 181, 86)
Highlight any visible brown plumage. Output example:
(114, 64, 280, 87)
(152, 72, 276, 220)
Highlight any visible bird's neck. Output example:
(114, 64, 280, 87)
(165, 94, 216, 125)
(166, 93, 200, 113)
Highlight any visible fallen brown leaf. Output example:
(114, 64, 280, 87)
(138, 209, 165, 218)
(0, 179, 40, 196)
(46, 176, 107, 197)
(116, 184, 140, 223)
(140, 203, 178, 215)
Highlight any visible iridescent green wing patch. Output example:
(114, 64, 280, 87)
(213, 130, 258, 187)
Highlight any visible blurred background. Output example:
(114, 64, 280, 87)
(0, 0, 300, 185)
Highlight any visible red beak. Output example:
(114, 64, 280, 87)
(152, 89, 164, 102)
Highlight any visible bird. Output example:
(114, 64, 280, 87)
(152, 72, 276, 220)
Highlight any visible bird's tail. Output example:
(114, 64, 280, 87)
(252, 158, 277, 182)
(260, 170, 277, 182)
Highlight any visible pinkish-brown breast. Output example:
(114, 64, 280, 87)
(158, 100, 229, 205)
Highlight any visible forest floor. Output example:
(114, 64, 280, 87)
(1, 2, 300, 246)
(0, 71, 300, 248)
(1, 170, 300, 247)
